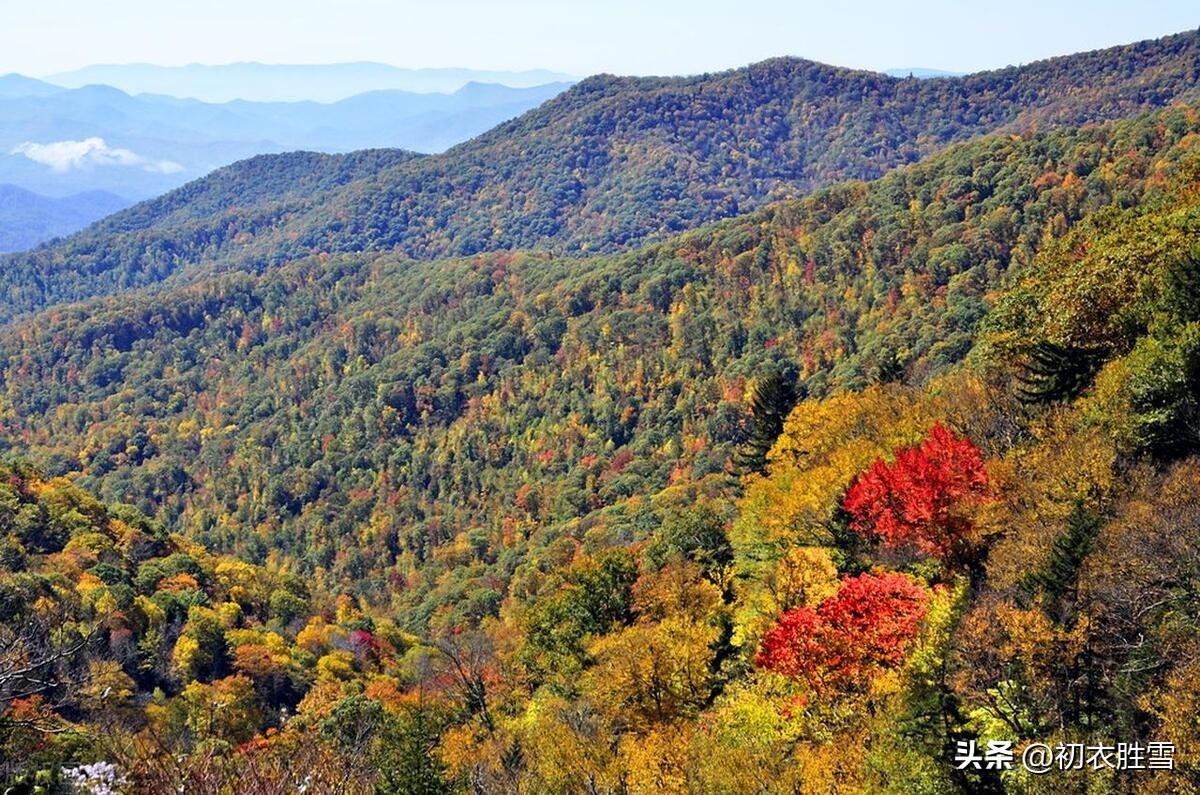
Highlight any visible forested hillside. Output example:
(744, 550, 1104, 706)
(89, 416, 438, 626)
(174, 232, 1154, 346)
(2, 30, 1200, 324)
(6, 29, 1200, 794)
(3, 104, 1198, 620)
(4, 101, 1200, 792)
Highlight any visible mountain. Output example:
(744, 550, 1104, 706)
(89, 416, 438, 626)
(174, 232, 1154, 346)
(45, 62, 579, 102)
(6, 34, 1200, 793)
(0, 100, 1193, 603)
(0, 80, 570, 202)
(0, 72, 62, 97)
(4, 99, 1200, 790)
(0, 184, 130, 252)
(3, 29, 1199, 326)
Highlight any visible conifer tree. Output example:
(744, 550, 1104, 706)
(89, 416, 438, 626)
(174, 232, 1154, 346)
(734, 365, 801, 477)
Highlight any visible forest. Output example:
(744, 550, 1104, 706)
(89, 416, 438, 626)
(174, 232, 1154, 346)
(3, 28, 1200, 795)
(1, 29, 1199, 323)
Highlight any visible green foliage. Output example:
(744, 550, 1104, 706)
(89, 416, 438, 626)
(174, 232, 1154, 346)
(643, 503, 733, 579)
(519, 550, 638, 685)
(6, 35, 1200, 792)
(4, 30, 1200, 322)
(1023, 502, 1103, 615)
(733, 366, 801, 477)
(5, 106, 1200, 628)
(320, 696, 453, 795)
(1014, 341, 1104, 405)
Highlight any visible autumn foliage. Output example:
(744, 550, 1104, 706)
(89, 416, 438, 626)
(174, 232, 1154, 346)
(755, 571, 929, 690)
(842, 423, 990, 562)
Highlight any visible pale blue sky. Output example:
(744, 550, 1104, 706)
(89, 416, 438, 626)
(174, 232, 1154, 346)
(3, 0, 1197, 78)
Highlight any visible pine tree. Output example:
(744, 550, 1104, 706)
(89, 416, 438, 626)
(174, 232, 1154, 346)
(1026, 502, 1102, 617)
(1015, 341, 1103, 405)
(734, 365, 801, 477)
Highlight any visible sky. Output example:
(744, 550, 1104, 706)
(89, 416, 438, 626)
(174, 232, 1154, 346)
(2, 0, 1197, 78)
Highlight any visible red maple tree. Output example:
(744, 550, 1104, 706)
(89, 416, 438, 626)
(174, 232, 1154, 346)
(755, 571, 929, 690)
(842, 423, 989, 562)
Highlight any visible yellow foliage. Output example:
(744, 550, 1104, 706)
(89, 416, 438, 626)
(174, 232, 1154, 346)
(517, 693, 622, 794)
(79, 660, 135, 713)
(735, 546, 840, 648)
(620, 723, 693, 794)
(215, 600, 243, 627)
(794, 724, 870, 794)
(735, 385, 935, 567)
(982, 422, 1118, 592)
(691, 675, 809, 792)
(584, 615, 719, 731)
(316, 650, 356, 682)
(296, 616, 330, 655)
(633, 562, 724, 623)
(171, 635, 201, 678)
(134, 594, 166, 627)
(1145, 659, 1200, 794)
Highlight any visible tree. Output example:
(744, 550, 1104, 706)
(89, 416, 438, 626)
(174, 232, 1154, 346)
(320, 694, 453, 795)
(842, 423, 990, 565)
(755, 571, 929, 691)
(1015, 340, 1104, 404)
(1024, 501, 1102, 618)
(644, 503, 733, 582)
(734, 366, 801, 477)
(0, 609, 96, 734)
(172, 606, 229, 683)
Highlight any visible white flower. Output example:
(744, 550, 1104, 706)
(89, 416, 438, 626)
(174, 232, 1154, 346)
(61, 761, 127, 795)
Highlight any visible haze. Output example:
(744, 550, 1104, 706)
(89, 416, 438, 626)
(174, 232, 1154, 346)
(2, 0, 1196, 78)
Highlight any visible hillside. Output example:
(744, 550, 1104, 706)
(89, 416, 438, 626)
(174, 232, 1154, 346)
(3, 103, 1198, 610)
(3, 30, 1199, 325)
(0, 185, 130, 253)
(4, 101, 1200, 791)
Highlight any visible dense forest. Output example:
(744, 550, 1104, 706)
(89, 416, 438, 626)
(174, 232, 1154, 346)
(4, 29, 1200, 795)
(1, 29, 1199, 323)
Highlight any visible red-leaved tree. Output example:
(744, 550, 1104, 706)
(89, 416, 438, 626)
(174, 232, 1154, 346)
(755, 571, 929, 691)
(842, 423, 989, 563)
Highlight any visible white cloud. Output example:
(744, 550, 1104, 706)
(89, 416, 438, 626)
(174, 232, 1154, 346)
(10, 137, 184, 174)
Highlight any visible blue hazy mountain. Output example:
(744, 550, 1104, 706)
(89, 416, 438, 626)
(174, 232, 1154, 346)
(0, 80, 572, 201)
(45, 62, 579, 103)
(0, 73, 64, 98)
(0, 184, 130, 253)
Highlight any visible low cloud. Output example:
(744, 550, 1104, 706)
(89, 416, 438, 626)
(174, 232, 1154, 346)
(10, 137, 184, 174)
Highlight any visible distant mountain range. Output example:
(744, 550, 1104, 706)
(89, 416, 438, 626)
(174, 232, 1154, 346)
(0, 77, 571, 195)
(0, 75, 571, 248)
(0, 184, 130, 253)
(44, 63, 579, 103)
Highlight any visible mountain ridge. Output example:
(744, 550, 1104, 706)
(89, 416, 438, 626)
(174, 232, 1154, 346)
(45, 62, 580, 103)
(7, 32, 1200, 792)
(0, 79, 570, 240)
(3, 28, 1199, 326)
(0, 184, 130, 253)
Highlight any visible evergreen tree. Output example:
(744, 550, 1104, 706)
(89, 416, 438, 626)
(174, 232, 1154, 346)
(734, 365, 801, 477)
(1015, 341, 1103, 405)
(1026, 502, 1103, 617)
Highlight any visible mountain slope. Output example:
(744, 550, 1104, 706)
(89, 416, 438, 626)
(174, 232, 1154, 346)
(0, 185, 131, 253)
(3, 30, 1199, 326)
(2, 104, 1197, 615)
(0, 73, 62, 97)
(6, 104, 1200, 793)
